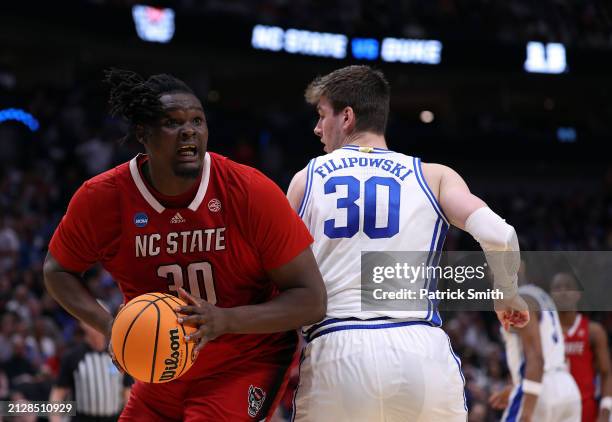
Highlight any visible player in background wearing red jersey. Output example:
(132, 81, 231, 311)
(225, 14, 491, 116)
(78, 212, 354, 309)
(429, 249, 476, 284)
(43, 69, 327, 421)
(551, 272, 612, 422)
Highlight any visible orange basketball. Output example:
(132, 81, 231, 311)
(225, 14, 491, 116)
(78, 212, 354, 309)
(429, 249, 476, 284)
(111, 292, 198, 383)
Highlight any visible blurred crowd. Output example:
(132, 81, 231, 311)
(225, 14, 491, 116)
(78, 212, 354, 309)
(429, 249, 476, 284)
(84, 0, 612, 47)
(1, 77, 612, 422)
(166, 0, 612, 47)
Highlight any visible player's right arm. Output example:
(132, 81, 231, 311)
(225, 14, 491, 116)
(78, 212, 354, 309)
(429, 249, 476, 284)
(44, 255, 114, 335)
(43, 180, 118, 336)
(422, 163, 529, 329)
(286, 166, 307, 212)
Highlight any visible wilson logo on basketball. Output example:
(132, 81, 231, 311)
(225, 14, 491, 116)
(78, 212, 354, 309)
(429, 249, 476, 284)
(159, 328, 182, 382)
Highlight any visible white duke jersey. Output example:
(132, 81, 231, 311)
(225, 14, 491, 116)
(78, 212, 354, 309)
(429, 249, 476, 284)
(502, 284, 567, 385)
(299, 145, 449, 325)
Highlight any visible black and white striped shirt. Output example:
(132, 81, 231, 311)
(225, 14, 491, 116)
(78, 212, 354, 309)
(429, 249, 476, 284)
(56, 343, 132, 417)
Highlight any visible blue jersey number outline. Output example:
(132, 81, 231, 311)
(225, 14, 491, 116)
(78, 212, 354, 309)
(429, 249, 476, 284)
(324, 175, 400, 239)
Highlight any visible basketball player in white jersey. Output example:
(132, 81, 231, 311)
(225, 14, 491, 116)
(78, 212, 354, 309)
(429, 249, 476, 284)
(286, 65, 530, 421)
(490, 263, 581, 422)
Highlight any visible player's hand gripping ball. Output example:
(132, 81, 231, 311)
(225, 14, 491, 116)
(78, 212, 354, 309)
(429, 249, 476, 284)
(111, 292, 198, 383)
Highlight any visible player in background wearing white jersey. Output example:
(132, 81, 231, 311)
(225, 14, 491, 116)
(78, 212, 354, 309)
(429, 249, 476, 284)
(489, 262, 582, 422)
(286, 65, 529, 421)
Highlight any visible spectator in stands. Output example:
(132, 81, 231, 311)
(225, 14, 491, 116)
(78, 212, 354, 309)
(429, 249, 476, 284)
(49, 307, 132, 422)
(0, 213, 20, 273)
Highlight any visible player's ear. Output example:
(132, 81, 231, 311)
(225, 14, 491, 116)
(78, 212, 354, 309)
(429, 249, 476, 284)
(342, 106, 356, 131)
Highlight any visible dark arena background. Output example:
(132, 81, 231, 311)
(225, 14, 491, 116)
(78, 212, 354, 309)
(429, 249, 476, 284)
(1, 1, 611, 421)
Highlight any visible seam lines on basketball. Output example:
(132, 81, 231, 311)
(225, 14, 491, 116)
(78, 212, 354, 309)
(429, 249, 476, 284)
(149, 302, 161, 383)
(160, 293, 183, 308)
(157, 297, 190, 378)
(120, 297, 165, 376)
(115, 300, 155, 371)
(114, 293, 163, 323)
(142, 292, 166, 300)
(115, 297, 148, 321)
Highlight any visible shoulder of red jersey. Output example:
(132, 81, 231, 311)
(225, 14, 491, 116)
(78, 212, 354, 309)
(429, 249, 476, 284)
(209, 152, 256, 180)
(80, 161, 129, 198)
(208, 152, 262, 198)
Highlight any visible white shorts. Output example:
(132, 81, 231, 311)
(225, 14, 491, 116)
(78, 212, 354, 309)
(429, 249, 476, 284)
(293, 319, 467, 422)
(501, 370, 581, 422)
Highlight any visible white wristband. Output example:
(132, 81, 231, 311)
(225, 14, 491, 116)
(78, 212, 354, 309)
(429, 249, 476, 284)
(522, 379, 543, 396)
(601, 396, 612, 411)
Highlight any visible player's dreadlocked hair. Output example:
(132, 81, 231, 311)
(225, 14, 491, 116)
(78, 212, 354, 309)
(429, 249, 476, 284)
(104, 68, 194, 142)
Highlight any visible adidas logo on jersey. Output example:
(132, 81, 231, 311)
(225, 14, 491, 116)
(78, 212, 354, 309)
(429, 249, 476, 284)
(170, 212, 186, 224)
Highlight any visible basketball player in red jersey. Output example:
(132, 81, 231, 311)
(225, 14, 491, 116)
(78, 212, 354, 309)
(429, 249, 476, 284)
(43, 69, 327, 421)
(551, 272, 612, 422)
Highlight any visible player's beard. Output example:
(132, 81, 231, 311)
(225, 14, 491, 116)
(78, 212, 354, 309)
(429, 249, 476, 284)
(173, 162, 202, 179)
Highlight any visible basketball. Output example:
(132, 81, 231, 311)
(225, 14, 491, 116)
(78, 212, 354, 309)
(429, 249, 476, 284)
(110, 292, 198, 383)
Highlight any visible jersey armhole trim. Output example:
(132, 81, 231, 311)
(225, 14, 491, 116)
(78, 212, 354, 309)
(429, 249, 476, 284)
(298, 158, 317, 218)
(413, 157, 449, 225)
(567, 313, 582, 337)
(504, 360, 526, 421)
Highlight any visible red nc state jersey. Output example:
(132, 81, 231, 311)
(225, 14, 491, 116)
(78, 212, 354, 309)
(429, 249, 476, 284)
(49, 152, 313, 380)
(564, 313, 596, 402)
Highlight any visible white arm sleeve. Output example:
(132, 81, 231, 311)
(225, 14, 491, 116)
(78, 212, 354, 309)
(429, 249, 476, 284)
(465, 207, 520, 298)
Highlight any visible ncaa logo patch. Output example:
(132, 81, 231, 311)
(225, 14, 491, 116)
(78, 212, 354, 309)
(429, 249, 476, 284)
(247, 385, 266, 417)
(133, 212, 148, 228)
(208, 198, 222, 212)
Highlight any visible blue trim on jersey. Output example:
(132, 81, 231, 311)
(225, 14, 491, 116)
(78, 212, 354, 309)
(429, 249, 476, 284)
(413, 157, 449, 225)
(505, 387, 524, 422)
(298, 158, 317, 218)
(303, 316, 392, 338)
(429, 220, 449, 326)
(341, 145, 393, 154)
(436, 221, 449, 253)
(446, 335, 468, 412)
(423, 216, 448, 325)
(423, 217, 441, 321)
(503, 361, 526, 422)
(304, 318, 434, 342)
(426, 217, 441, 267)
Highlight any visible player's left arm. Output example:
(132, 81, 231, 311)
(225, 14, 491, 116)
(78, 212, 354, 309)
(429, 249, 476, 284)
(286, 166, 307, 212)
(422, 162, 529, 329)
(590, 321, 612, 420)
(232, 247, 326, 333)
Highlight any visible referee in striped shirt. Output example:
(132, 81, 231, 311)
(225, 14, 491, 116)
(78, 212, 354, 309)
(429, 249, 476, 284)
(49, 307, 132, 421)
